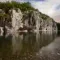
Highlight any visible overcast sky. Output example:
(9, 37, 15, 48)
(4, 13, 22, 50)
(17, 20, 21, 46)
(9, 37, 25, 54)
(0, 0, 60, 23)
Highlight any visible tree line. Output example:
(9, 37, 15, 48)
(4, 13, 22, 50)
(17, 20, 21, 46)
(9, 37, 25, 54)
(0, 1, 34, 13)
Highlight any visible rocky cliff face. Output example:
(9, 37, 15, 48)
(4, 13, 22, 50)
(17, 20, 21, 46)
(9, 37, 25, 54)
(23, 10, 57, 32)
(0, 8, 57, 35)
(11, 9, 23, 31)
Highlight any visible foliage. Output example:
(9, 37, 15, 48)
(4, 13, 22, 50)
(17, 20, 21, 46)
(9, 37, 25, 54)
(40, 13, 50, 20)
(0, 1, 35, 13)
(0, 13, 7, 17)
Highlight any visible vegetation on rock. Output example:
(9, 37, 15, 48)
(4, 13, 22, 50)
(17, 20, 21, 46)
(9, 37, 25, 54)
(0, 1, 34, 13)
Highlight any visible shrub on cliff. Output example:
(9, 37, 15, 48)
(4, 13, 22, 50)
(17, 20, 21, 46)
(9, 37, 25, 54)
(0, 1, 34, 13)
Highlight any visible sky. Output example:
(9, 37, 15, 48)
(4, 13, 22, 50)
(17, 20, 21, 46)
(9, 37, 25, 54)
(0, 0, 60, 23)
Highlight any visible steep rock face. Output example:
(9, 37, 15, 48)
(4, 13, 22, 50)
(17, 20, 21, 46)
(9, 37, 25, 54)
(23, 10, 57, 32)
(0, 8, 57, 34)
(11, 9, 23, 31)
(23, 10, 41, 31)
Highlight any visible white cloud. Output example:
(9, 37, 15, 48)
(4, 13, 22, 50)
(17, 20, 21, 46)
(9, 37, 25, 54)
(31, 1, 53, 15)
(30, 0, 60, 22)
(31, 0, 60, 16)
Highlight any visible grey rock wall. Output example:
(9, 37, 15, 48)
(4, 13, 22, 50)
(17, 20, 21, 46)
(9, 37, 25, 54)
(0, 8, 57, 34)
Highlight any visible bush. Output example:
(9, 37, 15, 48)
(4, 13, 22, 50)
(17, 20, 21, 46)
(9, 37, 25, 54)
(0, 1, 35, 13)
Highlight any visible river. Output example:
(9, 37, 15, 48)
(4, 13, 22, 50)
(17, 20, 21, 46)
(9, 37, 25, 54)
(0, 31, 60, 60)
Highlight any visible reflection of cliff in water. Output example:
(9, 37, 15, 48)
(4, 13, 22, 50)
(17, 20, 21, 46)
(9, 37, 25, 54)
(0, 35, 12, 59)
(0, 32, 57, 60)
(36, 35, 60, 60)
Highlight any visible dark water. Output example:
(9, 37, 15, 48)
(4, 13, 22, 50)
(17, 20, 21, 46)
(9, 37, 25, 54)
(0, 32, 60, 60)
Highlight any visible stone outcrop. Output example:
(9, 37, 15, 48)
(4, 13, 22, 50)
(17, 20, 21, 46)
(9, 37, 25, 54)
(22, 10, 57, 32)
(12, 9, 23, 31)
(0, 8, 57, 35)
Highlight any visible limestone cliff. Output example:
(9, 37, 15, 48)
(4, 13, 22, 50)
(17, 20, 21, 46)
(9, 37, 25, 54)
(0, 8, 57, 35)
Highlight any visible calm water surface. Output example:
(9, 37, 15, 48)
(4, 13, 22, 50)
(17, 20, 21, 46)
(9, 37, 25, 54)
(0, 32, 60, 60)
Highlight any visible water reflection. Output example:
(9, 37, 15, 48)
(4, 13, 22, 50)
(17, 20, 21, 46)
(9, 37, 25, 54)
(37, 35, 60, 60)
(0, 32, 58, 60)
